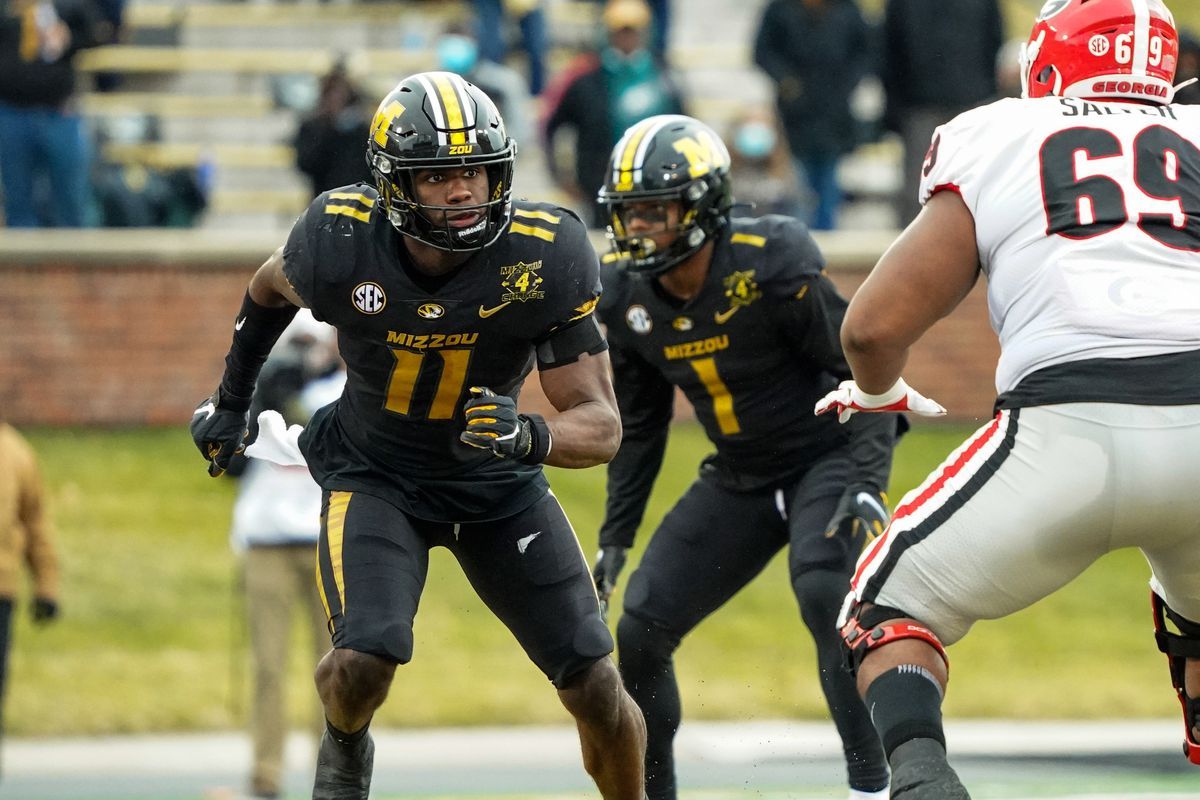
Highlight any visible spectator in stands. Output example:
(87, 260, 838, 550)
(89, 0, 124, 91)
(726, 108, 803, 218)
(435, 22, 532, 150)
(0, 0, 106, 227)
(753, 0, 871, 232)
(543, 0, 684, 228)
(582, 0, 670, 58)
(227, 311, 344, 800)
(881, 0, 1003, 226)
(294, 63, 372, 199)
(472, 0, 547, 95)
(0, 421, 60, 778)
(1178, 31, 1200, 105)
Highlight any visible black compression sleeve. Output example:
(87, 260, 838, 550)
(218, 292, 299, 412)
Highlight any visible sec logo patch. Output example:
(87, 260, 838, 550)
(353, 282, 386, 314)
(626, 305, 652, 334)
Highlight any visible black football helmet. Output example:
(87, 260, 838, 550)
(597, 115, 733, 275)
(366, 71, 516, 251)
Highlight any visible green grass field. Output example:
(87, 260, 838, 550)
(7, 421, 1175, 737)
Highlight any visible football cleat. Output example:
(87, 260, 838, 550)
(312, 730, 374, 800)
(888, 739, 971, 799)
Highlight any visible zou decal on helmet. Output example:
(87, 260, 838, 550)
(597, 115, 733, 275)
(366, 71, 516, 251)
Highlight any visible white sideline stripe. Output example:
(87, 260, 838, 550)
(4, 719, 1182, 776)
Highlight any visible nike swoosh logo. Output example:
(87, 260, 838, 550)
(479, 302, 512, 318)
(516, 530, 542, 554)
(714, 306, 739, 324)
(193, 401, 216, 421)
(234, 317, 246, 331)
(856, 491, 888, 520)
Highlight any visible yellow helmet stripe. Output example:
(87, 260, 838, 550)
(613, 119, 656, 191)
(430, 72, 468, 146)
(612, 115, 687, 192)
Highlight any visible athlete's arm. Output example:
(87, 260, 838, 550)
(189, 245, 306, 476)
(597, 341, 674, 550)
(249, 246, 306, 309)
(537, 349, 622, 469)
(841, 190, 981, 394)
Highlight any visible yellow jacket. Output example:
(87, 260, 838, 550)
(0, 424, 59, 600)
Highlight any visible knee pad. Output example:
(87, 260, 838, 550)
(1150, 591, 1200, 765)
(792, 568, 849, 619)
(616, 612, 679, 672)
(840, 602, 949, 675)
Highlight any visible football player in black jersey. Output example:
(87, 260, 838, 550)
(190, 72, 646, 800)
(592, 115, 900, 800)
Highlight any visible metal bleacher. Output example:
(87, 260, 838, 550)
(76, 0, 900, 232)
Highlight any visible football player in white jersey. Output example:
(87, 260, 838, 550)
(814, 0, 1200, 796)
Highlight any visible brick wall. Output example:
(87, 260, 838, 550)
(0, 253, 1001, 427)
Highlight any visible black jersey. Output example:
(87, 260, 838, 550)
(282, 186, 605, 522)
(598, 215, 895, 547)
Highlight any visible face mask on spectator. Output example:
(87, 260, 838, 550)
(734, 122, 776, 160)
(437, 35, 479, 76)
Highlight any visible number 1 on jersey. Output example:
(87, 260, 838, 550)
(689, 357, 741, 435)
(385, 348, 472, 419)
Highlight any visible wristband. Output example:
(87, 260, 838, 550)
(519, 413, 552, 465)
(856, 378, 910, 407)
(220, 292, 299, 402)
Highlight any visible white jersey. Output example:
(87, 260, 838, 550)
(919, 96, 1200, 395)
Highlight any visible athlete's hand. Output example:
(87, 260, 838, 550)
(815, 378, 946, 423)
(825, 486, 890, 545)
(190, 389, 251, 477)
(592, 545, 628, 616)
(459, 387, 533, 459)
(31, 597, 59, 625)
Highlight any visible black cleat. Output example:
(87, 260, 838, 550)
(312, 730, 374, 800)
(888, 738, 971, 799)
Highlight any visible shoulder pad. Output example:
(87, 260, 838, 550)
(726, 215, 825, 294)
(507, 200, 586, 244)
(597, 258, 632, 321)
(315, 184, 379, 227)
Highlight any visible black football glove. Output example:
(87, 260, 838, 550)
(592, 545, 628, 618)
(190, 388, 251, 477)
(32, 597, 58, 625)
(459, 387, 533, 459)
(824, 485, 890, 546)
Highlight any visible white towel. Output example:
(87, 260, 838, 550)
(244, 410, 307, 467)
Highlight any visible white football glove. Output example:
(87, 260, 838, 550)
(814, 378, 947, 423)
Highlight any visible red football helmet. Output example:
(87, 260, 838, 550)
(1020, 0, 1180, 103)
